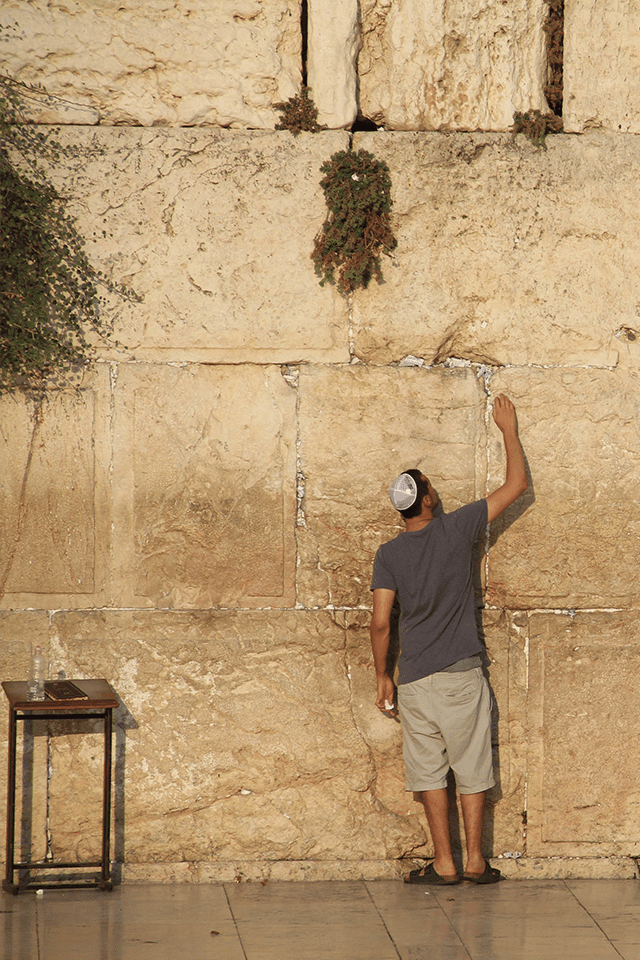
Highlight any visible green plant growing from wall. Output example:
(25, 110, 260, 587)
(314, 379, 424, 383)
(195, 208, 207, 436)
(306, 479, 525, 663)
(512, 110, 563, 148)
(0, 76, 133, 394)
(312, 148, 397, 296)
(275, 86, 324, 135)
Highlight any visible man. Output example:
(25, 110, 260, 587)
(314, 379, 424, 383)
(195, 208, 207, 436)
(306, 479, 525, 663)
(370, 394, 527, 885)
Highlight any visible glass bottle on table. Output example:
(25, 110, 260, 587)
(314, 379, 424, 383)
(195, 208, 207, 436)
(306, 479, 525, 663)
(28, 644, 47, 701)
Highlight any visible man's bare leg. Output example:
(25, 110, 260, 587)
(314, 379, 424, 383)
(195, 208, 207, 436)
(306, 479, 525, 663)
(459, 791, 486, 875)
(404, 788, 458, 880)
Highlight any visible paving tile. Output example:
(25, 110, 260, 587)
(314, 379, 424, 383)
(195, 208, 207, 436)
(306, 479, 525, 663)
(567, 880, 640, 960)
(36, 885, 243, 960)
(431, 882, 622, 960)
(366, 882, 471, 960)
(225, 881, 399, 960)
(3, 878, 640, 960)
(1, 893, 39, 960)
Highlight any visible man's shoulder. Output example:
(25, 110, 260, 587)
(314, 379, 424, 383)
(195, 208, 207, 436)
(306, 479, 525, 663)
(375, 529, 407, 553)
(444, 499, 487, 519)
(441, 499, 488, 533)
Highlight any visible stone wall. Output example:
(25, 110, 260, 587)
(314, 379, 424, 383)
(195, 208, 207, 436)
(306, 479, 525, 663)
(3, 0, 639, 133)
(1, 3, 640, 882)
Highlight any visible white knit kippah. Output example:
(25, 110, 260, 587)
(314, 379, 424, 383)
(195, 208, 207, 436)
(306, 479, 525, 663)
(389, 473, 417, 511)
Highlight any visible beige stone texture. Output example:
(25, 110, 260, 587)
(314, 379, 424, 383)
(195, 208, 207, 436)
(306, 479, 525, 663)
(525, 612, 640, 859)
(482, 610, 527, 856)
(4, 111, 640, 881)
(46, 128, 349, 364)
(564, 0, 640, 134)
(297, 364, 486, 609)
(0, 367, 112, 607)
(487, 367, 640, 610)
(0, 390, 94, 596)
(0, 614, 50, 866)
(123, 859, 405, 882)
(307, 0, 360, 129)
(358, 0, 548, 131)
(112, 363, 297, 609)
(351, 131, 635, 369)
(0, 1, 301, 127)
(46, 609, 417, 867)
(494, 857, 638, 881)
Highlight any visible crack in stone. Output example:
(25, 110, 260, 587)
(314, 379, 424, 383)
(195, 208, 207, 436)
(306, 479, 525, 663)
(0, 396, 43, 602)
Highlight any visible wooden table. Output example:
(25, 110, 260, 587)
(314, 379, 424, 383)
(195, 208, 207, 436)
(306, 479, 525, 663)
(2, 679, 119, 893)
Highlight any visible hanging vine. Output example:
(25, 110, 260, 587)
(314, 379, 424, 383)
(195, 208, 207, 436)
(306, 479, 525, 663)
(0, 76, 136, 394)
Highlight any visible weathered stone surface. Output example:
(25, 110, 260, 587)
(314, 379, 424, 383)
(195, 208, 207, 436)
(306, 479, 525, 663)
(0, 381, 97, 600)
(0, 1, 301, 127)
(351, 131, 635, 368)
(358, 0, 548, 131)
(0, 615, 51, 865)
(0, 389, 93, 596)
(47, 128, 350, 364)
(307, 0, 359, 129)
(112, 363, 297, 609)
(480, 610, 528, 855)
(526, 612, 640, 858)
(123, 858, 405, 882)
(46, 609, 415, 865)
(495, 857, 638, 881)
(564, 0, 640, 134)
(297, 364, 486, 609)
(487, 368, 640, 609)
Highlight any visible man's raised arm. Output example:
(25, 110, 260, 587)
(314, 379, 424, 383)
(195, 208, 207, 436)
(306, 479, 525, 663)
(485, 393, 528, 523)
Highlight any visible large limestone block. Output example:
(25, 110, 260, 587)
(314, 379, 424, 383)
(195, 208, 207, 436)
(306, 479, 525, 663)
(47, 609, 416, 865)
(0, 367, 111, 608)
(48, 128, 349, 364)
(564, 0, 640, 134)
(487, 367, 640, 609)
(307, 0, 359, 129)
(358, 0, 548, 131)
(351, 131, 635, 368)
(0, 1, 301, 127)
(112, 363, 297, 609)
(0, 613, 50, 866)
(297, 365, 486, 608)
(481, 609, 528, 855)
(526, 611, 640, 857)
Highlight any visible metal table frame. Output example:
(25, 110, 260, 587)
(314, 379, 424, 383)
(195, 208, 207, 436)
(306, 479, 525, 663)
(2, 679, 118, 894)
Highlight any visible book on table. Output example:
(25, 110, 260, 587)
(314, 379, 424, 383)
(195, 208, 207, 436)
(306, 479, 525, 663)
(44, 680, 89, 701)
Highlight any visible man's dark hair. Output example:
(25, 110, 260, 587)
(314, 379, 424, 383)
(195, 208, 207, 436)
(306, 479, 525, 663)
(399, 468, 430, 519)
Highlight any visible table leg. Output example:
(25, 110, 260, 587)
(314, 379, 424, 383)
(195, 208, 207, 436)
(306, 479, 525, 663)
(3, 708, 17, 893)
(100, 708, 113, 890)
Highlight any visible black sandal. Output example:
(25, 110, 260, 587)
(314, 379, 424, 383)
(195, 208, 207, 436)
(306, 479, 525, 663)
(463, 861, 502, 884)
(405, 862, 460, 885)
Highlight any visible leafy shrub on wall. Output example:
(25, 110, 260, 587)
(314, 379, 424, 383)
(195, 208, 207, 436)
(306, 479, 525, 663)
(312, 148, 397, 296)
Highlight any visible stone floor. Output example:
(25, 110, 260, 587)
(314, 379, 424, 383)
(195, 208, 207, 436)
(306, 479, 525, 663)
(2, 878, 640, 960)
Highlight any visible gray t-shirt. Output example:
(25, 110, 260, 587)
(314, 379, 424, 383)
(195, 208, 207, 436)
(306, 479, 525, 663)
(371, 499, 487, 684)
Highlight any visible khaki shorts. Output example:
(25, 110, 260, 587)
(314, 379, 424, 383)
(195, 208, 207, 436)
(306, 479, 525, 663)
(397, 667, 495, 794)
